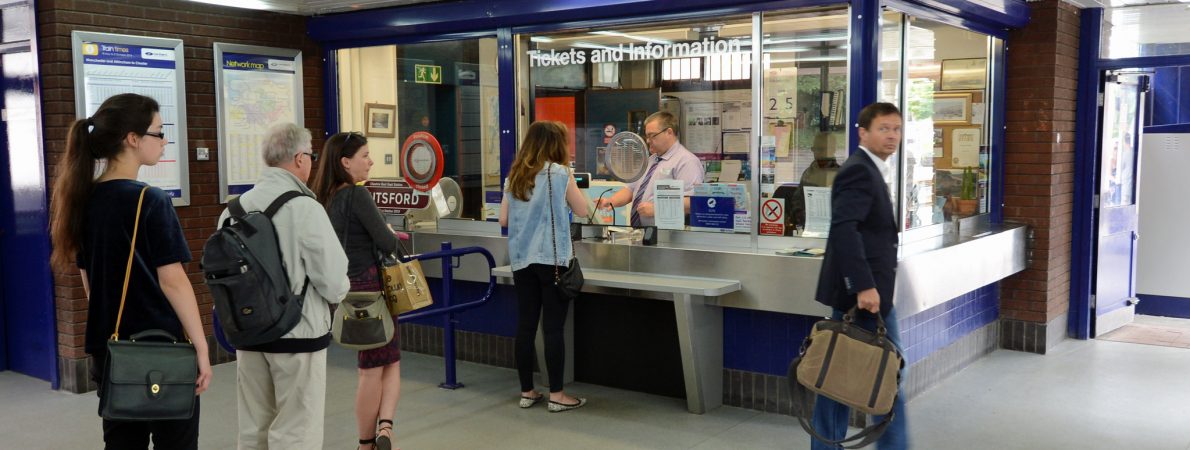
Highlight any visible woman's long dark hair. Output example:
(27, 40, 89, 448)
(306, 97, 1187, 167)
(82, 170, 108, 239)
(49, 93, 158, 271)
(309, 131, 368, 209)
(507, 121, 570, 202)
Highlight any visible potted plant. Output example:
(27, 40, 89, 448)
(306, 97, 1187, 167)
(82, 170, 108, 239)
(956, 167, 979, 216)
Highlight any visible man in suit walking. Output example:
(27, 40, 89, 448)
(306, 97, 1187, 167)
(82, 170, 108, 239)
(811, 102, 907, 449)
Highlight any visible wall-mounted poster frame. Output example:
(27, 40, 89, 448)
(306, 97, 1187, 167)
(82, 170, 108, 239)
(214, 43, 304, 202)
(71, 31, 190, 206)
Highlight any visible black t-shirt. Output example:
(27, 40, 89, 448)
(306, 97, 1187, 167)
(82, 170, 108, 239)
(78, 180, 191, 357)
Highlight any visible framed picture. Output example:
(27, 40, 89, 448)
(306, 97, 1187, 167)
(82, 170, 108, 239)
(940, 58, 987, 91)
(365, 103, 396, 138)
(932, 93, 971, 125)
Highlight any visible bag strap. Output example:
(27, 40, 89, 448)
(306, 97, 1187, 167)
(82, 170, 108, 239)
(111, 186, 150, 341)
(546, 163, 560, 285)
(789, 356, 894, 449)
(265, 191, 307, 218)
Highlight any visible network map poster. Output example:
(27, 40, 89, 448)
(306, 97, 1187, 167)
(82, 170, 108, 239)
(213, 43, 303, 202)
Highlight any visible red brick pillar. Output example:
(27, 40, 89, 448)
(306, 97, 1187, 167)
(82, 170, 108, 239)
(39, 0, 324, 392)
(1000, 0, 1081, 354)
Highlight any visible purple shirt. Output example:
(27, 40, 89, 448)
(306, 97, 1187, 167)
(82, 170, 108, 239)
(627, 141, 705, 226)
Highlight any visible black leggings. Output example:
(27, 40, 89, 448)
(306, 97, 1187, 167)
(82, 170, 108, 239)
(513, 264, 571, 393)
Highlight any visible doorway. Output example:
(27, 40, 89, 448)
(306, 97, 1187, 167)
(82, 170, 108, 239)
(0, 0, 57, 385)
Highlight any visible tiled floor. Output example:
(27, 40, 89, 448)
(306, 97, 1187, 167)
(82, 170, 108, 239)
(1098, 315, 1190, 348)
(3, 337, 1190, 449)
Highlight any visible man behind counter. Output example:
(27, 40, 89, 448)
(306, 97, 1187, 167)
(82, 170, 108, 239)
(594, 111, 705, 227)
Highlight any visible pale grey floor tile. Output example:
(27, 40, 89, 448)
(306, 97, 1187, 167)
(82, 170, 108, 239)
(5, 338, 1190, 449)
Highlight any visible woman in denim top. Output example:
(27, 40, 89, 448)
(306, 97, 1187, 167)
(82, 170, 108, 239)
(500, 121, 590, 412)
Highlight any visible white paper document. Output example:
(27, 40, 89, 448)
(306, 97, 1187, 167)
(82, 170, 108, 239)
(802, 186, 832, 237)
(653, 179, 685, 230)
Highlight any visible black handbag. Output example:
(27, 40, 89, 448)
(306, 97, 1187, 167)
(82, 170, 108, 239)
(100, 186, 197, 421)
(546, 164, 584, 301)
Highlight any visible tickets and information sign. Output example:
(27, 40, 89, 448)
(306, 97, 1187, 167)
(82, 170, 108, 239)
(73, 32, 190, 205)
(214, 43, 303, 201)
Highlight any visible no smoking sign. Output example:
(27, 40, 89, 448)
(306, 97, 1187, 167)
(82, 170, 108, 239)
(760, 198, 785, 236)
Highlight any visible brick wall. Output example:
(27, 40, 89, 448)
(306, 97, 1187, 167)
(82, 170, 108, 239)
(1000, 0, 1080, 353)
(38, 0, 325, 392)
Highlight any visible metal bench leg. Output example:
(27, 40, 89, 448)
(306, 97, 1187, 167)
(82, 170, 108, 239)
(673, 293, 723, 414)
(534, 304, 575, 387)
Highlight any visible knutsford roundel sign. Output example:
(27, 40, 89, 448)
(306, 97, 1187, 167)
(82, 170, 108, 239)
(401, 131, 444, 192)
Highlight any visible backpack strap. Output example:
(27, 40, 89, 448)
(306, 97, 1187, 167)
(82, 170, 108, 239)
(264, 191, 308, 218)
(228, 196, 247, 219)
(265, 191, 313, 297)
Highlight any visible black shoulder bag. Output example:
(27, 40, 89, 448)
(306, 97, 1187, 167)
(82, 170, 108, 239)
(100, 186, 198, 421)
(546, 164, 583, 301)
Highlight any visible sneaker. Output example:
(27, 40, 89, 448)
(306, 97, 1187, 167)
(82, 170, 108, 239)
(547, 397, 587, 413)
(519, 394, 544, 408)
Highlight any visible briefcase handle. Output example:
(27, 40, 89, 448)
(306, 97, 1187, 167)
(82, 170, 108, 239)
(842, 307, 890, 340)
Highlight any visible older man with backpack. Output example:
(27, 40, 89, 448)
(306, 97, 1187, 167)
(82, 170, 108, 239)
(206, 122, 349, 449)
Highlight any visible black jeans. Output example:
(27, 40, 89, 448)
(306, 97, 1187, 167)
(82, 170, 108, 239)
(513, 264, 571, 393)
(93, 355, 201, 450)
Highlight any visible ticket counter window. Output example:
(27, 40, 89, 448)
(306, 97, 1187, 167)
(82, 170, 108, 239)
(880, 13, 995, 232)
(337, 38, 500, 222)
(517, 6, 849, 236)
(759, 8, 850, 238)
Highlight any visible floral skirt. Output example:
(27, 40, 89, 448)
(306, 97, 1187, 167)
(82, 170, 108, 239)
(351, 265, 401, 369)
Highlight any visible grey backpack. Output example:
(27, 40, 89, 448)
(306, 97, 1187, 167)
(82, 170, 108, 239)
(202, 191, 308, 348)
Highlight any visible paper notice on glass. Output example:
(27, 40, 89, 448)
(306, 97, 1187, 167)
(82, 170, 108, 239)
(723, 131, 751, 154)
(775, 162, 797, 183)
(685, 102, 720, 153)
(722, 102, 750, 130)
(951, 128, 980, 167)
(772, 124, 792, 157)
(719, 160, 742, 183)
(802, 186, 832, 237)
(653, 179, 685, 230)
(971, 103, 985, 125)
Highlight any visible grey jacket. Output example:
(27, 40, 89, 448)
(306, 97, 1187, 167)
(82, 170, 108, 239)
(218, 167, 349, 344)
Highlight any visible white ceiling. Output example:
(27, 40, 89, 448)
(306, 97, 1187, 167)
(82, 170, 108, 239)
(186, 0, 449, 15)
(1065, 0, 1188, 8)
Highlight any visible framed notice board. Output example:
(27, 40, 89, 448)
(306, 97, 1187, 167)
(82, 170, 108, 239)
(214, 43, 304, 202)
(72, 31, 190, 205)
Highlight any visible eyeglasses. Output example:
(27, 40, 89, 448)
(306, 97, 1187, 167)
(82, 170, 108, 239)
(345, 131, 366, 144)
(300, 151, 318, 162)
(644, 127, 671, 141)
(143, 131, 166, 140)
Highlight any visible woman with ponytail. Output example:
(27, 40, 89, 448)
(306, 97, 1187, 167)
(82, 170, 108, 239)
(49, 93, 211, 449)
(499, 121, 590, 412)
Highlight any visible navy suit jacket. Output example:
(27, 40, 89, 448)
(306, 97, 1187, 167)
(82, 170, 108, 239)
(814, 150, 899, 315)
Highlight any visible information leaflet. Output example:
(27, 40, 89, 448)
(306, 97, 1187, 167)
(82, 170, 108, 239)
(802, 186, 832, 237)
(653, 179, 685, 230)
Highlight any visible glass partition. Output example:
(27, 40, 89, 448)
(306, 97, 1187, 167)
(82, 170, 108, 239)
(882, 13, 994, 233)
(1102, 4, 1190, 59)
(517, 6, 850, 238)
(337, 38, 500, 222)
(760, 8, 851, 238)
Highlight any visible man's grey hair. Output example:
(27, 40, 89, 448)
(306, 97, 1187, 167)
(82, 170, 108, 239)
(261, 122, 313, 167)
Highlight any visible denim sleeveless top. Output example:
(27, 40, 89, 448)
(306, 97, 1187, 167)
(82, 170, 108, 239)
(507, 163, 572, 271)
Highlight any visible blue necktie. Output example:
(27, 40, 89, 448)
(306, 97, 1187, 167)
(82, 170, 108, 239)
(631, 156, 661, 227)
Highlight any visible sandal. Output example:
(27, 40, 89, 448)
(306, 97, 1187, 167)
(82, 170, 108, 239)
(376, 419, 394, 450)
(547, 397, 588, 413)
(358, 437, 376, 450)
(519, 393, 545, 408)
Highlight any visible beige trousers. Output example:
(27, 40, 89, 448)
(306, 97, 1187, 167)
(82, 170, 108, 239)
(236, 349, 327, 450)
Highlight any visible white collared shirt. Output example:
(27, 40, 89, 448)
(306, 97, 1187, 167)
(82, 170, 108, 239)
(859, 145, 895, 209)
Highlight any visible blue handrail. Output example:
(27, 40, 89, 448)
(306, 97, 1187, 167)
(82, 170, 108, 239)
(394, 242, 496, 389)
(212, 241, 498, 390)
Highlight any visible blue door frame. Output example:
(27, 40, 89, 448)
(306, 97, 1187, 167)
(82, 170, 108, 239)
(0, 1, 58, 386)
(1071, 7, 1190, 339)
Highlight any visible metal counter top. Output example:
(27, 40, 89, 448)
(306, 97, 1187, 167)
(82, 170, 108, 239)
(410, 221, 1027, 318)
